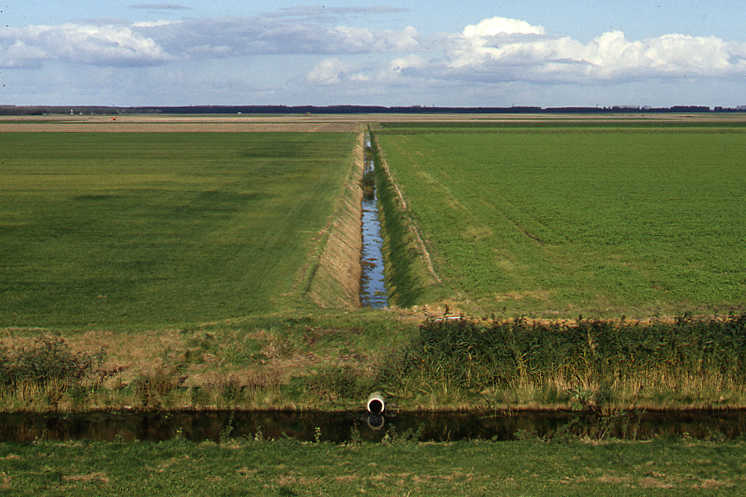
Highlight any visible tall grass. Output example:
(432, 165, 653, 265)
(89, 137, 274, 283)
(0, 336, 105, 410)
(383, 313, 746, 409)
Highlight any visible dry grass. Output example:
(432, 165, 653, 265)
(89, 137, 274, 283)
(62, 472, 110, 484)
(306, 131, 365, 308)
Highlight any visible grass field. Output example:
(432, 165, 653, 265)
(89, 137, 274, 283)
(374, 124, 746, 317)
(1, 438, 744, 496)
(0, 132, 358, 329)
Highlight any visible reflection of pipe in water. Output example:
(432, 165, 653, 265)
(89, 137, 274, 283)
(366, 392, 386, 430)
(367, 392, 385, 415)
(367, 414, 385, 430)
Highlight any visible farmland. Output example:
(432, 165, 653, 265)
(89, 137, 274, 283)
(374, 122, 746, 317)
(1, 115, 745, 497)
(0, 117, 744, 413)
(0, 132, 359, 329)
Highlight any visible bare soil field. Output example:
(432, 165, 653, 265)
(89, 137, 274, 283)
(2, 112, 744, 133)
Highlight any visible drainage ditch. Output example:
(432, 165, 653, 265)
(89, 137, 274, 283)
(1, 410, 744, 443)
(359, 133, 388, 308)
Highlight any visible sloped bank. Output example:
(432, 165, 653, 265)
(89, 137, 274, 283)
(369, 131, 443, 307)
(305, 132, 365, 308)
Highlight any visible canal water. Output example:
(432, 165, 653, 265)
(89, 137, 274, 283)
(359, 134, 388, 308)
(1, 409, 744, 443)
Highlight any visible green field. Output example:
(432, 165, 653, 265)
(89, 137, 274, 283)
(2, 438, 744, 496)
(375, 125, 746, 317)
(0, 132, 357, 329)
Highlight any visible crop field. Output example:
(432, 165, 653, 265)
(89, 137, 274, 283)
(0, 132, 358, 329)
(374, 123, 746, 317)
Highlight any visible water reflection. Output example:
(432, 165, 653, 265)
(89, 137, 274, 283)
(1, 409, 744, 443)
(367, 414, 385, 430)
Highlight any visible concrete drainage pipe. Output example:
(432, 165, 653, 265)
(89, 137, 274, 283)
(367, 392, 385, 415)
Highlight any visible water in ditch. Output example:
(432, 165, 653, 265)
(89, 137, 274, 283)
(359, 134, 388, 308)
(2, 409, 745, 443)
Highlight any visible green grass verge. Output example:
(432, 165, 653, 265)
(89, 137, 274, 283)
(0, 132, 357, 329)
(1, 438, 744, 495)
(375, 127, 746, 317)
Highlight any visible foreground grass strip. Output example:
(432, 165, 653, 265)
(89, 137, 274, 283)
(1, 438, 744, 496)
(376, 126, 746, 317)
(0, 132, 357, 329)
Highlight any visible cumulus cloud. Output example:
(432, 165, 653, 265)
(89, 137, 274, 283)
(441, 17, 746, 83)
(463, 17, 545, 38)
(306, 58, 347, 85)
(0, 24, 171, 68)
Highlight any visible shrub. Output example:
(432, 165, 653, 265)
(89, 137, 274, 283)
(0, 336, 104, 388)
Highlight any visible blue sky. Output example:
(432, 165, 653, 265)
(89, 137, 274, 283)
(1, 1, 745, 106)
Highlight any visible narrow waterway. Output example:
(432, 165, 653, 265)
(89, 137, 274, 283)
(359, 133, 388, 308)
(2, 409, 745, 443)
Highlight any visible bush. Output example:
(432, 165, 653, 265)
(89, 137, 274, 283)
(0, 336, 105, 388)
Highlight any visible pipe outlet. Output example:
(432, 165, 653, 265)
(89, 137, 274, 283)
(366, 392, 385, 415)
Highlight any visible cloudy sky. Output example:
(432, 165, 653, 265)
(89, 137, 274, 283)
(1, 1, 745, 106)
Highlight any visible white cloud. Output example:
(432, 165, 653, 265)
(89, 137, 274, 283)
(306, 58, 347, 85)
(441, 17, 746, 83)
(0, 14, 419, 69)
(390, 55, 427, 73)
(0, 24, 171, 67)
(140, 19, 419, 57)
(462, 17, 545, 38)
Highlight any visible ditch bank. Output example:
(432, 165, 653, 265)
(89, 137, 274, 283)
(306, 132, 364, 308)
(369, 131, 442, 307)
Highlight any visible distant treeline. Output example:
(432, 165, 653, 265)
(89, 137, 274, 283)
(2, 104, 745, 116)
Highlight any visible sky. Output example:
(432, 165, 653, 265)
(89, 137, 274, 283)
(1, 1, 745, 107)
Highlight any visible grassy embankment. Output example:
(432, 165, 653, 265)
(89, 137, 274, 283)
(1, 438, 745, 496)
(373, 123, 745, 318)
